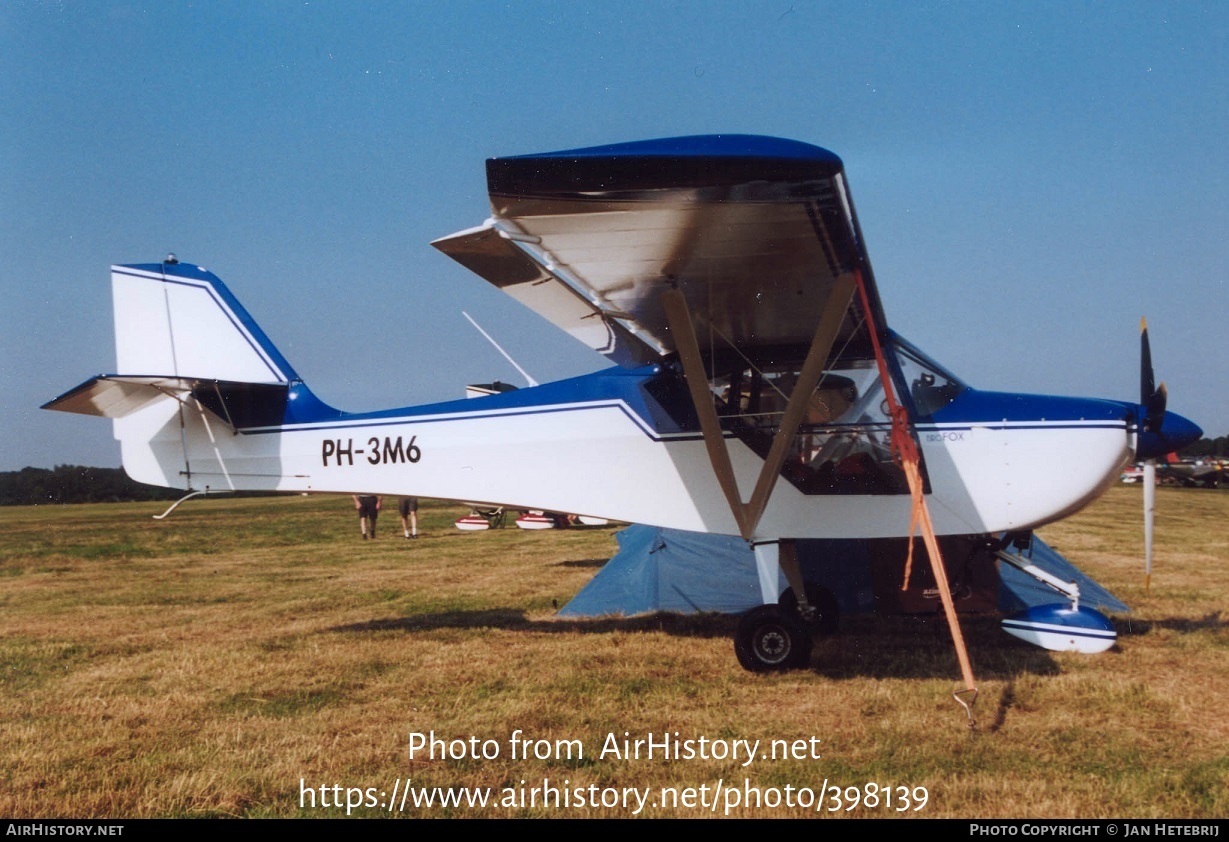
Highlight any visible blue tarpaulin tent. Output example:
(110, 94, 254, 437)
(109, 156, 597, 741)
(558, 525, 1127, 618)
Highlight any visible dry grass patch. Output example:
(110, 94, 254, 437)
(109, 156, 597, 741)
(0, 489, 1226, 817)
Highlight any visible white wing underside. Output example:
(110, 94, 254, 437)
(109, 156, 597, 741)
(433, 180, 876, 368)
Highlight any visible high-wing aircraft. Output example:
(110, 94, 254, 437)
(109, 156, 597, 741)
(44, 135, 1201, 681)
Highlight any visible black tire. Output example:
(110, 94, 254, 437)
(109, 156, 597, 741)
(734, 605, 812, 672)
(778, 584, 840, 636)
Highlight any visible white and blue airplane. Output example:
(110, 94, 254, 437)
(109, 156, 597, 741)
(44, 135, 1201, 672)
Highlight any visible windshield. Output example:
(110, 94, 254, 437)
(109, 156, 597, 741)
(891, 334, 966, 418)
(664, 332, 967, 496)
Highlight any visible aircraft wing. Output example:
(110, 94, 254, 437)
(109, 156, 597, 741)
(433, 135, 889, 367)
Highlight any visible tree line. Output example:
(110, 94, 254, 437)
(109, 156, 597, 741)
(1183, 435, 1228, 459)
(0, 466, 181, 506)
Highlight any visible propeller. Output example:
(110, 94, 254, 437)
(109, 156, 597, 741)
(1136, 318, 1202, 591)
(1140, 318, 1159, 592)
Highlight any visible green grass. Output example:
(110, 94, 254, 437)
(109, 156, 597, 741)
(0, 489, 1226, 817)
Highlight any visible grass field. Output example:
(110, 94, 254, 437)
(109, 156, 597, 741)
(1, 487, 1225, 818)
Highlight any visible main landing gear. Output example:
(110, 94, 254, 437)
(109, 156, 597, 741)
(733, 585, 840, 672)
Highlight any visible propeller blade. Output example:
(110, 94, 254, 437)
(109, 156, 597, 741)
(1143, 460, 1155, 592)
(1140, 318, 1159, 592)
(1148, 382, 1168, 432)
(1140, 318, 1168, 433)
(1140, 316, 1154, 407)
(1136, 320, 1200, 590)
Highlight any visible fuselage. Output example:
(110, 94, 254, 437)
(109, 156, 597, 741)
(114, 341, 1171, 542)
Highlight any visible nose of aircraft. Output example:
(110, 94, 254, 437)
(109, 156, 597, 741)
(1136, 409, 1202, 460)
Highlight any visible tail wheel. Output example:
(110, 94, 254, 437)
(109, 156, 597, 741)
(734, 605, 812, 672)
(778, 584, 840, 636)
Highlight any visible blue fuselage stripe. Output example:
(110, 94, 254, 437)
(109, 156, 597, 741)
(243, 399, 706, 442)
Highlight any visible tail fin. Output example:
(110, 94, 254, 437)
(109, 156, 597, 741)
(111, 261, 297, 383)
(44, 260, 323, 491)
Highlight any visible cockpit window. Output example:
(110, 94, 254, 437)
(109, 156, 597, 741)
(892, 335, 966, 418)
(710, 356, 906, 495)
(668, 333, 964, 496)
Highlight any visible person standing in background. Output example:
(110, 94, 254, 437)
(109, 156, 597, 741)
(353, 494, 382, 539)
(399, 496, 419, 540)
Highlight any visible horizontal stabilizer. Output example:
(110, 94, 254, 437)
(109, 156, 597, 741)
(43, 375, 289, 429)
(43, 376, 186, 418)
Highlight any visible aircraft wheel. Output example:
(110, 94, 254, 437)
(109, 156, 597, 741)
(734, 606, 812, 672)
(778, 584, 840, 636)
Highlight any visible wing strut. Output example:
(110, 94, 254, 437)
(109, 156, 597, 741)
(851, 268, 979, 723)
(661, 278, 856, 541)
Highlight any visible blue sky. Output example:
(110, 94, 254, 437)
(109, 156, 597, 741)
(2, 1, 1226, 471)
